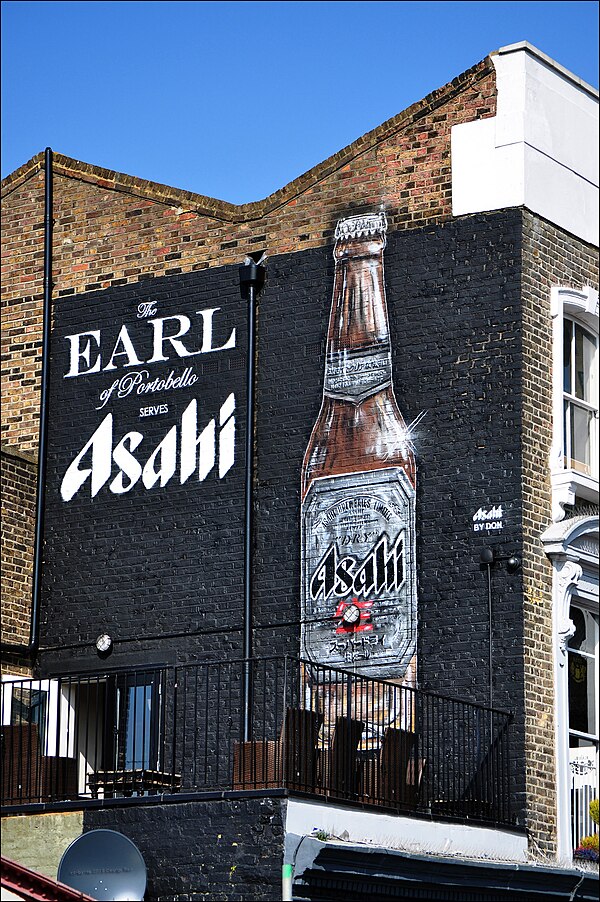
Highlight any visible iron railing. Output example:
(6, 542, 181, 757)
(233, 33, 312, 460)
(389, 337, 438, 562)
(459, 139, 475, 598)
(1, 658, 513, 824)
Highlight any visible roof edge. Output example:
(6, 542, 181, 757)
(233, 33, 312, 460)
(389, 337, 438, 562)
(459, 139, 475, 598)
(1, 857, 95, 902)
(1, 57, 494, 221)
(493, 41, 599, 99)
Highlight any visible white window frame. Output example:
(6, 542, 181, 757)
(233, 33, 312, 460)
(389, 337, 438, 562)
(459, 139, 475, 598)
(550, 286, 599, 521)
(542, 515, 599, 864)
(566, 602, 599, 851)
(1, 675, 76, 758)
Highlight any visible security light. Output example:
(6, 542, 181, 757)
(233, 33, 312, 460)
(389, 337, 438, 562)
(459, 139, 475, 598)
(95, 634, 113, 655)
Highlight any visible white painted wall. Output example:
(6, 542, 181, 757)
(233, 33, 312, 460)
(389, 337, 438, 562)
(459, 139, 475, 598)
(285, 798, 528, 863)
(452, 42, 599, 246)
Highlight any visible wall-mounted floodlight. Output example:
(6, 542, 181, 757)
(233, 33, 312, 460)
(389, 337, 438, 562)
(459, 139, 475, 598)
(95, 634, 113, 656)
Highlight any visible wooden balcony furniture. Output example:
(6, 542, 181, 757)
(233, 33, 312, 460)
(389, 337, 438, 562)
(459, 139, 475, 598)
(1, 724, 78, 805)
(87, 768, 181, 798)
(359, 727, 425, 809)
(232, 707, 323, 791)
(318, 716, 365, 800)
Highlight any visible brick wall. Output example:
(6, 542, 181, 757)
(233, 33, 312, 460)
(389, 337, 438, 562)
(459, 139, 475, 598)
(520, 211, 599, 858)
(1, 447, 36, 675)
(1, 57, 496, 455)
(82, 798, 286, 901)
(254, 213, 525, 727)
(5, 51, 584, 874)
(33, 211, 528, 825)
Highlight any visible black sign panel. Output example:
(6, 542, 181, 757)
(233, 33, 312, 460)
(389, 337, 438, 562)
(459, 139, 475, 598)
(42, 269, 245, 654)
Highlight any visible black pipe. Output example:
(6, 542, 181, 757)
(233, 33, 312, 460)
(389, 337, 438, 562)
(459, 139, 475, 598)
(239, 255, 266, 741)
(1, 148, 53, 659)
(486, 561, 493, 711)
(479, 547, 494, 711)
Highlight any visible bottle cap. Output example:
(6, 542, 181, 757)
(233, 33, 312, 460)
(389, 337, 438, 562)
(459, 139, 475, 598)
(334, 212, 387, 241)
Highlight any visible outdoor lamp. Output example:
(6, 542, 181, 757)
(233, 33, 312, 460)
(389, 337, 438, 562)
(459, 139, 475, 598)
(95, 634, 113, 655)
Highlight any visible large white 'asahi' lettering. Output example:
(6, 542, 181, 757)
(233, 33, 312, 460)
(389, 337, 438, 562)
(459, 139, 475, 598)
(309, 533, 405, 602)
(64, 307, 236, 378)
(60, 394, 236, 501)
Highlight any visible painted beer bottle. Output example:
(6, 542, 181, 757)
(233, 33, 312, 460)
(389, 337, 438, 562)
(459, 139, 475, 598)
(301, 212, 416, 680)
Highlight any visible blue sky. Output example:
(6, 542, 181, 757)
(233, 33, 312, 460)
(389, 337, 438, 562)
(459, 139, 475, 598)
(2, 1, 598, 204)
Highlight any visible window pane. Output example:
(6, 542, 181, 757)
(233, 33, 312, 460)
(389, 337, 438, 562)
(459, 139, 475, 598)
(574, 323, 596, 402)
(563, 399, 570, 463)
(571, 404, 593, 472)
(125, 684, 152, 769)
(10, 688, 47, 749)
(568, 653, 596, 735)
(564, 321, 572, 394)
(568, 607, 598, 655)
(568, 608, 586, 651)
(569, 737, 598, 852)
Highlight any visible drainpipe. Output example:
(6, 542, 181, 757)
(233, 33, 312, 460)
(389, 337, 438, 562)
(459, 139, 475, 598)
(1, 147, 53, 659)
(480, 547, 494, 711)
(238, 253, 266, 742)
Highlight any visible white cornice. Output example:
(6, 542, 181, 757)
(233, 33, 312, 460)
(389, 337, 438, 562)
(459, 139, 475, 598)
(452, 43, 599, 245)
(493, 42, 598, 100)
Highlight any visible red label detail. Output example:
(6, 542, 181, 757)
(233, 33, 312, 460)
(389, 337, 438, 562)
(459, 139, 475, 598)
(334, 599, 374, 633)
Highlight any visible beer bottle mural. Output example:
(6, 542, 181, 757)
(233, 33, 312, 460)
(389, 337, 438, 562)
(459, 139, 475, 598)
(301, 212, 417, 680)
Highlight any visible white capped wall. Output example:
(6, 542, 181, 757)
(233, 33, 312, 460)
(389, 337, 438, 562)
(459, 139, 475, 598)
(452, 42, 599, 246)
(285, 798, 528, 863)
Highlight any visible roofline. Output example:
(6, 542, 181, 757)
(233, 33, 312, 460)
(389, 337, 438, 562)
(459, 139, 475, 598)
(492, 41, 599, 99)
(1, 57, 494, 221)
(1, 857, 95, 902)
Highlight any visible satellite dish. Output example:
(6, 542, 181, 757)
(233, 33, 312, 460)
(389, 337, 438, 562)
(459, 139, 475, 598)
(58, 829, 147, 901)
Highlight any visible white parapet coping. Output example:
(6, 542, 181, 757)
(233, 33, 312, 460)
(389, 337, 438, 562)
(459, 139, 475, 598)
(285, 798, 528, 863)
(452, 42, 598, 246)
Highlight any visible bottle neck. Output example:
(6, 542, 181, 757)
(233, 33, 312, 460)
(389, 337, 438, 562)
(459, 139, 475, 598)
(324, 240, 392, 403)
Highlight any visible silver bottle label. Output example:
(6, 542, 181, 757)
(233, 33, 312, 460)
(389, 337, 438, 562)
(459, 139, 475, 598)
(324, 344, 392, 402)
(301, 468, 416, 678)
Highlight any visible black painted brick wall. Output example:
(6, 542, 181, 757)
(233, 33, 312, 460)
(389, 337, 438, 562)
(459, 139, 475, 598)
(83, 797, 286, 901)
(251, 209, 525, 814)
(39, 209, 525, 813)
(40, 265, 249, 671)
(253, 210, 524, 710)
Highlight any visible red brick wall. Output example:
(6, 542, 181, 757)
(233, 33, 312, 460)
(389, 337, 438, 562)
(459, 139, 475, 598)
(1, 57, 496, 454)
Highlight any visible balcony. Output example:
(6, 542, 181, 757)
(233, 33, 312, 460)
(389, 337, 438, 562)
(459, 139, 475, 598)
(1, 658, 513, 826)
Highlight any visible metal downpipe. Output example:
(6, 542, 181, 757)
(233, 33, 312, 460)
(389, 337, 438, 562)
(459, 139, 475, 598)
(239, 255, 266, 742)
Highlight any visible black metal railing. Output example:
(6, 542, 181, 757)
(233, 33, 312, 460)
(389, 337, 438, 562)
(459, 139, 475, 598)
(1, 658, 513, 824)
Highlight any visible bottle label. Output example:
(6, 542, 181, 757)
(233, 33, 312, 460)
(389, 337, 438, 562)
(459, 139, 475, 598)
(324, 344, 392, 402)
(301, 467, 416, 679)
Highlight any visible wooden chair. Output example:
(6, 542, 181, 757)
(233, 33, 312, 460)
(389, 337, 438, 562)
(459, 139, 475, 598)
(320, 716, 365, 799)
(232, 707, 323, 791)
(1, 724, 42, 805)
(1, 724, 78, 805)
(360, 727, 425, 809)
